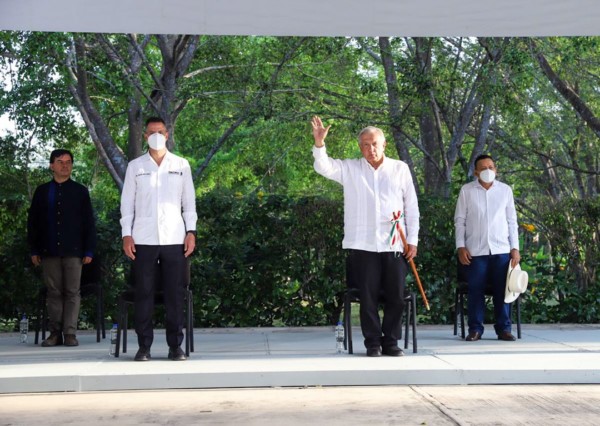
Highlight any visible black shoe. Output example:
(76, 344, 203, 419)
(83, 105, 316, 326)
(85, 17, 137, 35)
(366, 347, 382, 357)
(497, 331, 517, 341)
(134, 347, 151, 361)
(382, 345, 404, 357)
(168, 346, 187, 361)
(465, 331, 482, 342)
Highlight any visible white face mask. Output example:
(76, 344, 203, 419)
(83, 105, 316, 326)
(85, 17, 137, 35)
(148, 133, 166, 150)
(479, 169, 496, 184)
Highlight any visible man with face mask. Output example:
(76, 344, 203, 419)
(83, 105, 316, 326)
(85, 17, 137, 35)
(120, 117, 197, 361)
(454, 154, 520, 342)
(311, 116, 420, 357)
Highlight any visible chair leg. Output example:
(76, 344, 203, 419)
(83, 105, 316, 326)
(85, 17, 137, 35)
(516, 296, 522, 339)
(35, 289, 45, 345)
(185, 289, 192, 357)
(100, 286, 106, 339)
(453, 289, 459, 336)
(115, 325, 121, 358)
(95, 285, 102, 343)
(123, 304, 128, 354)
(189, 295, 195, 353)
(403, 297, 410, 350)
(411, 293, 417, 353)
(344, 293, 353, 354)
(115, 299, 123, 358)
(459, 293, 466, 339)
(41, 302, 48, 342)
(185, 322, 190, 357)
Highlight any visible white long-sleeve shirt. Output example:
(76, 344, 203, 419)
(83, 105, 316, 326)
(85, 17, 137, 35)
(313, 145, 419, 252)
(454, 179, 519, 256)
(120, 151, 198, 245)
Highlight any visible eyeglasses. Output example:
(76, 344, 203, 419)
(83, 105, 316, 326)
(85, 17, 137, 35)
(54, 160, 73, 166)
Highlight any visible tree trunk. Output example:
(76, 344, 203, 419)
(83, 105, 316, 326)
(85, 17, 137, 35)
(70, 36, 128, 190)
(378, 37, 418, 191)
(414, 37, 446, 196)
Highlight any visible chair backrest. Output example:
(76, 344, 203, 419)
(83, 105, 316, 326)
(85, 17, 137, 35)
(345, 257, 359, 290)
(80, 256, 102, 297)
(125, 257, 191, 292)
(81, 256, 101, 284)
(126, 261, 163, 291)
(456, 258, 469, 284)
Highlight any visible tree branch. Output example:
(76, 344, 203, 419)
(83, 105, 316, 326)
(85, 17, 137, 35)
(530, 38, 600, 140)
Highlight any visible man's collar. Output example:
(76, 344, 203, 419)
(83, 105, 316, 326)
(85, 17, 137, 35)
(52, 177, 71, 184)
(145, 149, 171, 164)
(362, 155, 387, 170)
(474, 178, 497, 189)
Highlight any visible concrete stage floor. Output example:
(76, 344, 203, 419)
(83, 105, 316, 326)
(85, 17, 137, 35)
(1, 324, 599, 394)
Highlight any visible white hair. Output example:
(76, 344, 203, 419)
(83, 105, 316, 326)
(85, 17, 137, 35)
(358, 126, 385, 144)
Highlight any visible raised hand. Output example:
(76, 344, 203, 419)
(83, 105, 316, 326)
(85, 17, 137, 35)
(311, 116, 331, 147)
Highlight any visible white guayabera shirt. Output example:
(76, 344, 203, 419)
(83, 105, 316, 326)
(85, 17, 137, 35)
(313, 145, 420, 253)
(120, 151, 197, 246)
(454, 179, 519, 256)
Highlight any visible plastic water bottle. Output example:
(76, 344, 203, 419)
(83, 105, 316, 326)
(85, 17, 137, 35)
(335, 321, 344, 354)
(109, 324, 118, 356)
(19, 315, 28, 343)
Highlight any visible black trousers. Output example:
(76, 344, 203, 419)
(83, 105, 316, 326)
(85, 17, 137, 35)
(347, 249, 408, 349)
(132, 244, 187, 349)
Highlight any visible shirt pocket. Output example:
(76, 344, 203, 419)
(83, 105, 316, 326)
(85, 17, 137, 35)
(134, 173, 153, 218)
(167, 170, 184, 197)
(380, 180, 404, 222)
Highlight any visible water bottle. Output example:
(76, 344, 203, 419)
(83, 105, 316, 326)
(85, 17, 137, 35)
(335, 321, 344, 354)
(109, 323, 118, 356)
(19, 314, 28, 343)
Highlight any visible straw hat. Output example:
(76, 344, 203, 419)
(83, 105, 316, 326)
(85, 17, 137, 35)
(505, 262, 528, 303)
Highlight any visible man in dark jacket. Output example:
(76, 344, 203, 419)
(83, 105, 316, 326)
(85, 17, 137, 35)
(27, 149, 96, 347)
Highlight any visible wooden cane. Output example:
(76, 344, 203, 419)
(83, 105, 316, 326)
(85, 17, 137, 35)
(397, 223, 431, 311)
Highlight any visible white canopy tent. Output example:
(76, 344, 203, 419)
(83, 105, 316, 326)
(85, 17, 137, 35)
(1, 0, 599, 36)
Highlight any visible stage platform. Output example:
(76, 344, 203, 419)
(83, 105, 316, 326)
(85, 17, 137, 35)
(1, 324, 599, 394)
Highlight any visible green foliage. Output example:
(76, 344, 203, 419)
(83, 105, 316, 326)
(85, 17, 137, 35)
(193, 192, 345, 327)
(1, 33, 600, 328)
(519, 245, 600, 323)
(412, 196, 457, 324)
(536, 196, 600, 296)
(193, 191, 538, 328)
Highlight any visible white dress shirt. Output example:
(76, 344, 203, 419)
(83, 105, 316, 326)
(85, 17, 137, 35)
(120, 151, 198, 245)
(313, 145, 419, 253)
(454, 179, 519, 255)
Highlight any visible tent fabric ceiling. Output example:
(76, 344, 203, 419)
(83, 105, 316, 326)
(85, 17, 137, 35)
(1, 0, 599, 36)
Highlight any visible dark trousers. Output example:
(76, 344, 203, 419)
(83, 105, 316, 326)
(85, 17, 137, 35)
(466, 253, 511, 335)
(347, 249, 408, 349)
(41, 257, 82, 334)
(132, 245, 186, 349)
